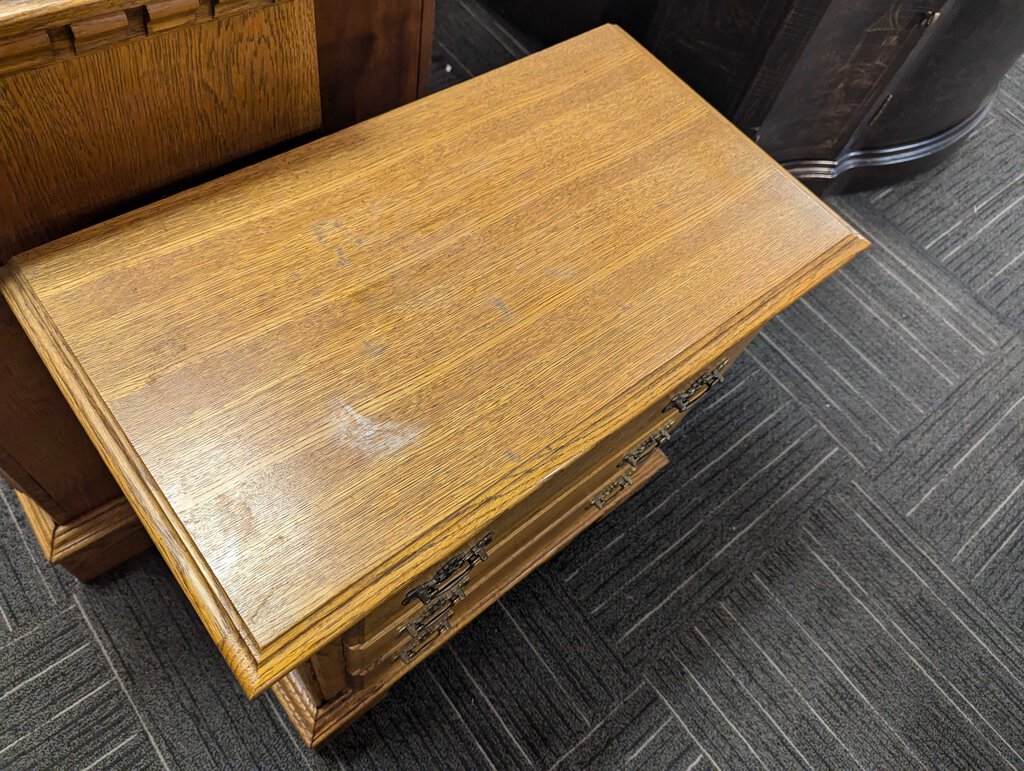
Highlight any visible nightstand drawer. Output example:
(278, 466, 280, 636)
(341, 334, 751, 675)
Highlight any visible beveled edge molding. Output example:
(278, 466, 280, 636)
(16, 489, 150, 581)
(0, 230, 870, 699)
(274, 669, 390, 748)
(276, 449, 671, 746)
(783, 92, 997, 182)
(0, 0, 292, 78)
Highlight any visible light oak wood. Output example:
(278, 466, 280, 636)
(277, 446, 670, 746)
(0, 0, 435, 581)
(343, 332, 754, 673)
(0, 0, 321, 260)
(353, 446, 672, 683)
(2, 25, 868, 698)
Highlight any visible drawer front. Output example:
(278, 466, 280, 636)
(342, 332, 756, 673)
(355, 445, 670, 687)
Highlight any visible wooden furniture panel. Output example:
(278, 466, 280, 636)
(349, 442, 673, 679)
(0, 300, 122, 523)
(358, 448, 671, 688)
(17, 490, 148, 580)
(0, 0, 434, 580)
(275, 445, 670, 747)
(2, 26, 867, 744)
(315, 0, 433, 132)
(0, 0, 321, 259)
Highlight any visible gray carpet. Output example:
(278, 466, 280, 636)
(3, 2, 1024, 767)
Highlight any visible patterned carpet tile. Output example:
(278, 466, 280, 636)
(648, 481, 1024, 770)
(0, 604, 162, 770)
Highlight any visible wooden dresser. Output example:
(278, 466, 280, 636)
(0, 0, 434, 579)
(1, 26, 868, 745)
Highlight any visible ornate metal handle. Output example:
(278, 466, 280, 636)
(619, 426, 672, 469)
(662, 359, 728, 414)
(591, 420, 679, 510)
(401, 592, 459, 642)
(403, 532, 493, 606)
(396, 618, 452, 664)
(589, 473, 634, 509)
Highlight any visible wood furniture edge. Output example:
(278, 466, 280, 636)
(0, 214, 866, 697)
(417, 0, 435, 97)
(1, 263, 265, 690)
(602, 23, 867, 234)
(15, 489, 150, 581)
(276, 450, 670, 747)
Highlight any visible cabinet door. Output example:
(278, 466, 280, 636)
(862, 0, 1024, 147)
(756, 0, 948, 162)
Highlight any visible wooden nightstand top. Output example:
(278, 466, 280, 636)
(2, 25, 867, 695)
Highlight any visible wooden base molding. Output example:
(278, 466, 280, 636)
(17, 490, 151, 581)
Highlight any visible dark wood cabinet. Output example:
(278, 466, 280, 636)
(486, 0, 1024, 191)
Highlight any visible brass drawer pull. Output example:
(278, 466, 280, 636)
(590, 474, 634, 509)
(401, 589, 464, 643)
(402, 532, 493, 607)
(662, 359, 728, 414)
(592, 422, 677, 509)
(396, 618, 452, 664)
(619, 426, 672, 469)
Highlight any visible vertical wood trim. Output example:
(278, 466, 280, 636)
(313, 0, 427, 132)
(0, 297, 121, 523)
(309, 638, 351, 701)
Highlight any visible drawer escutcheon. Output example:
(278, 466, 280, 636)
(589, 473, 635, 509)
(591, 422, 675, 510)
(396, 620, 451, 664)
(619, 426, 673, 470)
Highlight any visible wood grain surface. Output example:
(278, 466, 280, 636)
(0, 298, 122, 522)
(0, 0, 320, 260)
(280, 446, 670, 747)
(1, 25, 867, 696)
(17, 490, 149, 581)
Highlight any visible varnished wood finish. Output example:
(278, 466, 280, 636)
(0, 0, 319, 577)
(349, 446, 672, 682)
(277, 446, 670, 747)
(343, 333, 755, 673)
(0, 0, 320, 260)
(0, 0, 434, 580)
(17, 490, 148, 581)
(2, 26, 868, 697)
(0, 299, 122, 522)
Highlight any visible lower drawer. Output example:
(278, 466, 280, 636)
(356, 445, 669, 688)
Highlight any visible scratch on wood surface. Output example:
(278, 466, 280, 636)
(332, 403, 420, 455)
